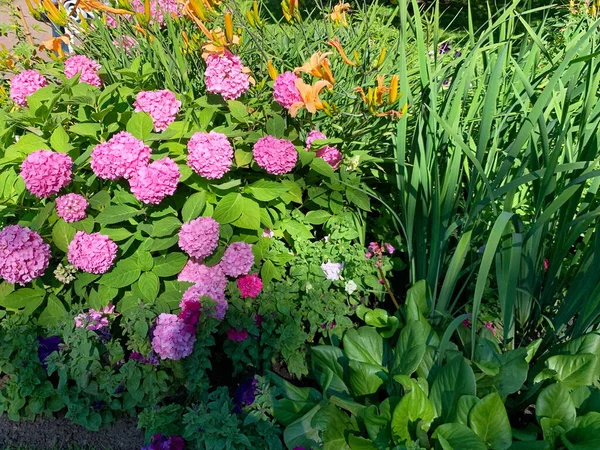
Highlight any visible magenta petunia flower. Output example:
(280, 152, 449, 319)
(0, 225, 50, 285)
(20, 150, 73, 198)
(10, 70, 48, 106)
(253, 136, 297, 175)
(227, 328, 248, 342)
(237, 273, 263, 298)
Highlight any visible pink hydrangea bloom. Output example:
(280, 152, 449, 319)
(237, 273, 263, 299)
(178, 217, 220, 260)
(74, 305, 115, 331)
(187, 131, 233, 180)
(178, 258, 228, 295)
(306, 130, 327, 150)
(134, 90, 181, 132)
(131, 0, 181, 25)
(0, 225, 50, 285)
(181, 283, 228, 320)
(20, 150, 73, 198)
(68, 231, 118, 274)
(205, 51, 250, 100)
(129, 157, 180, 204)
(151, 313, 196, 360)
(227, 328, 248, 342)
(91, 131, 151, 180)
(10, 70, 48, 106)
(273, 71, 302, 109)
(64, 55, 102, 88)
(56, 193, 88, 223)
(316, 145, 343, 170)
(253, 136, 298, 175)
(220, 242, 254, 278)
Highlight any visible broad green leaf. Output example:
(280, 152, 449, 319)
(181, 191, 206, 222)
(406, 280, 429, 320)
(282, 219, 313, 240)
(153, 253, 188, 277)
(50, 126, 71, 153)
(346, 187, 371, 211)
(469, 392, 512, 450)
(37, 294, 68, 326)
(310, 345, 349, 397)
(282, 405, 322, 450)
(536, 383, 576, 431)
(151, 216, 181, 237)
(348, 361, 387, 396)
(99, 227, 132, 242)
(52, 219, 76, 252)
(137, 272, 160, 302)
(0, 289, 45, 317)
(305, 210, 332, 225)
(493, 348, 529, 396)
(231, 197, 261, 230)
(99, 258, 141, 288)
(391, 320, 426, 376)
(562, 412, 600, 450)
(266, 115, 285, 138)
(455, 395, 479, 426)
(347, 435, 377, 450)
(228, 100, 249, 122)
(246, 180, 289, 202)
(343, 327, 383, 366)
(126, 112, 154, 140)
(30, 201, 55, 231)
(429, 356, 476, 421)
(311, 157, 335, 177)
(213, 193, 243, 224)
(69, 123, 101, 138)
(95, 205, 140, 225)
(434, 423, 487, 450)
(391, 375, 435, 444)
(546, 354, 598, 389)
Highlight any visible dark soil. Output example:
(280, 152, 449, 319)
(0, 415, 144, 450)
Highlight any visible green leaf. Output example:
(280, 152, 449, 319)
(261, 259, 280, 284)
(310, 345, 349, 397)
(406, 280, 429, 320)
(282, 219, 313, 240)
(213, 193, 243, 224)
(305, 210, 332, 225)
(546, 354, 598, 389)
(137, 272, 160, 302)
(246, 180, 289, 202)
(231, 197, 261, 230)
(343, 327, 383, 366)
(346, 187, 371, 211)
(469, 392, 512, 450)
(69, 123, 101, 138)
(126, 112, 154, 140)
(30, 201, 55, 231)
(99, 258, 141, 288)
(391, 320, 427, 376)
(455, 395, 479, 426)
(311, 157, 335, 177)
(153, 253, 188, 277)
(493, 348, 529, 396)
(348, 361, 387, 396)
(536, 383, 576, 431)
(52, 219, 76, 252)
(429, 356, 476, 421)
(99, 227, 132, 242)
(50, 127, 71, 153)
(282, 405, 322, 450)
(228, 100, 249, 122)
(562, 412, 600, 450)
(266, 115, 286, 138)
(36, 295, 68, 327)
(151, 216, 181, 237)
(181, 191, 206, 222)
(391, 376, 435, 444)
(95, 205, 140, 225)
(0, 289, 45, 317)
(434, 423, 487, 450)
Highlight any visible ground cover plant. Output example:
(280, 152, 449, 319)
(0, 0, 600, 449)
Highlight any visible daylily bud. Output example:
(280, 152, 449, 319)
(267, 60, 278, 81)
(224, 11, 233, 43)
(389, 74, 399, 104)
(353, 50, 361, 66)
(377, 48, 387, 67)
(25, 0, 44, 21)
(245, 10, 255, 26)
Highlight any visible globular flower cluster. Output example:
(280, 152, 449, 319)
(134, 90, 181, 132)
(68, 231, 118, 274)
(64, 55, 102, 88)
(53, 263, 77, 284)
(305, 130, 326, 149)
(253, 136, 298, 175)
(55, 193, 88, 222)
(10, 70, 48, 106)
(20, 150, 73, 198)
(321, 260, 343, 281)
(129, 157, 180, 204)
(75, 305, 115, 331)
(91, 131, 151, 180)
(131, 0, 181, 25)
(151, 313, 196, 360)
(220, 242, 254, 278)
(181, 283, 228, 320)
(178, 259, 228, 293)
(305, 130, 342, 170)
(187, 131, 233, 180)
(237, 273, 263, 298)
(0, 225, 50, 285)
(273, 71, 302, 109)
(178, 217, 220, 260)
(205, 51, 250, 100)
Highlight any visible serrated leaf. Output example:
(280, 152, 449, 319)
(181, 191, 206, 222)
(305, 210, 331, 225)
(137, 272, 160, 302)
(151, 216, 181, 237)
(50, 127, 71, 153)
(52, 219, 76, 252)
(99, 258, 141, 288)
(247, 180, 289, 202)
(126, 112, 154, 140)
(95, 205, 140, 225)
(153, 253, 188, 277)
(213, 193, 243, 224)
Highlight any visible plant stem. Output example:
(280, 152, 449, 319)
(378, 265, 399, 310)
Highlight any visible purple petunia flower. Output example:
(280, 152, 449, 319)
(37, 336, 61, 369)
(439, 42, 451, 54)
(233, 378, 259, 413)
(142, 434, 185, 450)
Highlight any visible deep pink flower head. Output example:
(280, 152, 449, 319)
(384, 242, 395, 255)
(178, 217, 220, 260)
(462, 318, 471, 328)
(56, 193, 88, 222)
(129, 157, 180, 204)
(178, 259, 228, 294)
(151, 313, 196, 360)
(20, 150, 73, 198)
(131, 0, 181, 25)
(306, 130, 327, 150)
(253, 136, 298, 175)
(68, 231, 117, 274)
(113, 35, 138, 54)
(64, 55, 102, 87)
(544, 258, 549, 271)
(105, 14, 117, 28)
(273, 71, 302, 109)
(10, 70, 48, 106)
(181, 283, 228, 320)
(237, 274, 263, 299)
(187, 131, 233, 180)
(134, 90, 181, 132)
(220, 242, 254, 278)
(0, 225, 50, 285)
(205, 51, 250, 100)
(316, 146, 342, 170)
(227, 328, 248, 342)
(484, 322, 497, 335)
(91, 131, 151, 180)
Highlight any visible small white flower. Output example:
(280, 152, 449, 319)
(323, 235, 329, 242)
(321, 260, 343, 281)
(345, 280, 357, 295)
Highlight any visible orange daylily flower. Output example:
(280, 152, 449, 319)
(355, 74, 404, 119)
(329, 2, 350, 26)
(328, 38, 357, 67)
(200, 28, 241, 59)
(289, 79, 332, 117)
(39, 35, 71, 58)
(294, 52, 335, 85)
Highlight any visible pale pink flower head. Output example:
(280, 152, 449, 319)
(178, 259, 228, 296)
(0, 225, 50, 285)
(20, 150, 73, 198)
(316, 146, 342, 170)
(187, 131, 233, 180)
(181, 283, 228, 320)
(219, 242, 254, 278)
(178, 217, 220, 260)
(56, 193, 88, 222)
(64, 55, 102, 88)
(273, 71, 302, 109)
(384, 243, 395, 255)
(131, 0, 181, 25)
(10, 70, 48, 106)
(306, 130, 327, 150)
(151, 313, 196, 360)
(91, 131, 151, 180)
(68, 231, 118, 274)
(74, 305, 115, 331)
(134, 90, 181, 132)
(227, 328, 248, 342)
(237, 273, 263, 299)
(129, 157, 180, 204)
(321, 260, 343, 281)
(253, 136, 297, 175)
(205, 50, 250, 100)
